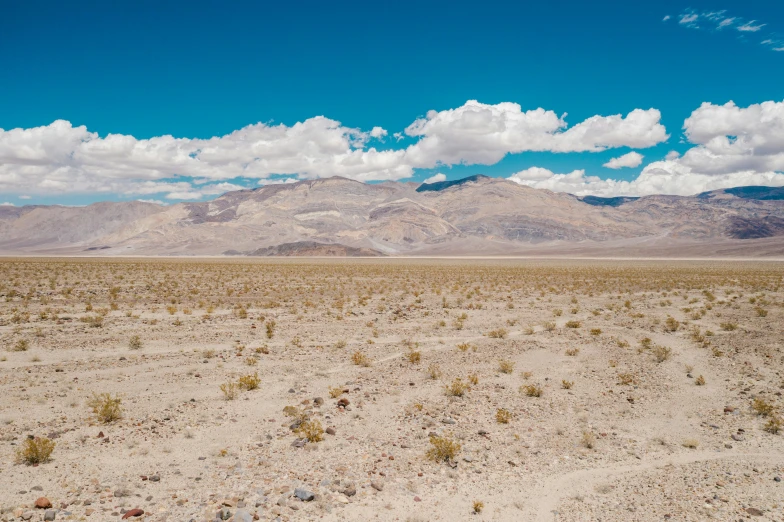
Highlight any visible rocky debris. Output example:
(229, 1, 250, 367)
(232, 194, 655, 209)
(294, 488, 315, 502)
(371, 480, 384, 491)
(745, 507, 764, 516)
(34, 497, 52, 509)
(44, 510, 57, 521)
(121, 509, 144, 519)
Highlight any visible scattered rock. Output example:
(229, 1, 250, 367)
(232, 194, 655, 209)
(371, 480, 384, 491)
(294, 488, 314, 501)
(35, 497, 52, 509)
(44, 510, 56, 521)
(341, 486, 356, 497)
(234, 509, 253, 522)
(326, 427, 336, 435)
(337, 398, 350, 408)
(149, 474, 160, 482)
(121, 509, 144, 519)
(746, 507, 764, 516)
(217, 507, 232, 520)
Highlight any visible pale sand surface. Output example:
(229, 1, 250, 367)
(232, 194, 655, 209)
(1, 258, 783, 521)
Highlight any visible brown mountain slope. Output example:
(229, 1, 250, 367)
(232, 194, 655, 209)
(1, 176, 783, 256)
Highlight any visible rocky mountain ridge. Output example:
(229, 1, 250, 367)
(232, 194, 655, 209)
(1, 176, 783, 256)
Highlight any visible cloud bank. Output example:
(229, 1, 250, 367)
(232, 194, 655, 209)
(1, 99, 783, 199)
(508, 100, 784, 197)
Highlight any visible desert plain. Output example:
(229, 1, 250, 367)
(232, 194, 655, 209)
(0, 257, 783, 522)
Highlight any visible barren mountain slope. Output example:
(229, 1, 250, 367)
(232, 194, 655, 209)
(0, 176, 783, 256)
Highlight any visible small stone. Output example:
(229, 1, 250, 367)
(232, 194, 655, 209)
(294, 488, 314, 502)
(121, 509, 144, 519)
(336, 494, 349, 504)
(233, 509, 253, 522)
(371, 480, 384, 491)
(97, 431, 104, 438)
(337, 398, 350, 408)
(31, 486, 43, 491)
(414, 496, 421, 502)
(44, 510, 56, 521)
(313, 397, 324, 406)
(774, 476, 781, 482)
(35, 497, 52, 509)
(724, 406, 735, 413)
(442, 417, 456, 424)
(341, 486, 356, 497)
(731, 434, 744, 441)
(149, 474, 160, 482)
(326, 427, 336, 435)
(745, 507, 764, 516)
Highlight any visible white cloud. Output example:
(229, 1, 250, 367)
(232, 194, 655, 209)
(508, 99, 784, 197)
(422, 173, 447, 184)
(603, 151, 643, 169)
(18, 195, 31, 199)
(136, 199, 166, 205)
(0, 202, 14, 206)
(0, 118, 411, 198)
(738, 21, 764, 32)
(717, 17, 735, 29)
(370, 126, 388, 139)
(662, 15, 671, 22)
(403, 100, 667, 168)
(0, 101, 667, 199)
(665, 150, 681, 160)
(679, 13, 698, 26)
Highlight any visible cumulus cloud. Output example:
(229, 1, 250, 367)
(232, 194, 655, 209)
(0, 101, 667, 199)
(603, 151, 644, 169)
(665, 151, 681, 160)
(0, 118, 411, 198)
(0, 202, 14, 206)
(508, 99, 784, 197)
(403, 100, 667, 168)
(422, 173, 447, 184)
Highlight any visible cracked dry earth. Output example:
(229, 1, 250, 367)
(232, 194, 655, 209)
(0, 258, 783, 522)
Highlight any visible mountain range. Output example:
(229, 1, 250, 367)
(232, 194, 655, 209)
(1, 175, 784, 257)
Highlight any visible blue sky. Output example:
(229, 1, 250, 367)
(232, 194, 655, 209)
(1, 0, 783, 205)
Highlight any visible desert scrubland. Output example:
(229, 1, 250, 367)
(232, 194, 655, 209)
(0, 258, 783, 522)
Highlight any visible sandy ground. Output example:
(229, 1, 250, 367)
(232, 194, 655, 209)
(0, 258, 783, 522)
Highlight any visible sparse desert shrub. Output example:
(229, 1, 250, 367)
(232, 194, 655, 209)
(473, 501, 484, 514)
(581, 431, 596, 449)
(590, 328, 602, 336)
(351, 350, 371, 367)
(11, 339, 29, 352)
(334, 339, 347, 349)
(329, 386, 343, 398)
(543, 321, 556, 332)
(128, 335, 142, 350)
(220, 381, 239, 400)
(523, 325, 535, 335)
(266, 320, 276, 339)
(617, 372, 636, 386)
(426, 435, 461, 462)
(495, 408, 512, 424)
(295, 419, 324, 442)
(445, 378, 469, 397)
(562, 380, 574, 389)
(764, 416, 782, 434)
(552, 309, 563, 317)
(664, 317, 680, 332)
(16, 437, 55, 465)
(695, 375, 706, 386)
(427, 363, 442, 379)
(720, 322, 737, 331)
(752, 397, 776, 417)
(238, 372, 260, 390)
(244, 356, 258, 366)
(408, 350, 421, 364)
(521, 384, 543, 397)
(487, 328, 508, 339)
(652, 345, 672, 363)
(565, 320, 581, 329)
(565, 348, 579, 357)
(202, 348, 216, 359)
(457, 342, 471, 352)
(640, 337, 652, 349)
(467, 373, 479, 385)
(755, 307, 768, 317)
(498, 359, 515, 374)
(88, 392, 123, 423)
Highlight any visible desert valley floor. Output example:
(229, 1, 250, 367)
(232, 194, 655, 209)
(0, 258, 783, 522)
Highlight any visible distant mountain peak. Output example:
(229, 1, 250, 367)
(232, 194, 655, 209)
(416, 174, 492, 192)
